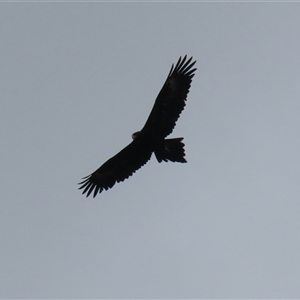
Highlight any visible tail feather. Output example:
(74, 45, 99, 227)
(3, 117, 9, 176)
(155, 138, 186, 163)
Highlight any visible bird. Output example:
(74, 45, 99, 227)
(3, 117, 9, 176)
(79, 55, 196, 197)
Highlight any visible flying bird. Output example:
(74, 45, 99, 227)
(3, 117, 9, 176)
(79, 55, 196, 197)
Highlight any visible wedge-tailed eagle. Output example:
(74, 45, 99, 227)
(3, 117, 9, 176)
(79, 55, 196, 197)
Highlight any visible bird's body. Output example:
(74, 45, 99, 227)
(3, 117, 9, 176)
(79, 56, 196, 197)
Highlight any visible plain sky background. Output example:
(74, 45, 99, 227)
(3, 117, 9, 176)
(1, 2, 300, 298)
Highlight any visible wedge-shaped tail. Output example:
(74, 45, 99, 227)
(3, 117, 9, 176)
(155, 138, 186, 163)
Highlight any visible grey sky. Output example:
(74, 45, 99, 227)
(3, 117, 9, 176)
(1, 2, 300, 298)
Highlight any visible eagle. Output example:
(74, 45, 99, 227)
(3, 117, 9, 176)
(79, 55, 196, 197)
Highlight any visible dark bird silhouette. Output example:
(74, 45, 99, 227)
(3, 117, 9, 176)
(79, 55, 196, 197)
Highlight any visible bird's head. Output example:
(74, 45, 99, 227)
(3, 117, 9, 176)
(131, 131, 141, 140)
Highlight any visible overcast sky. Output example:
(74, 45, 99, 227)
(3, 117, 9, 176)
(1, 2, 300, 298)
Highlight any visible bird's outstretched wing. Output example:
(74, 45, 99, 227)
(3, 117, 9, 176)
(141, 55, 196, 138)
(79, 138, 153, 198)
